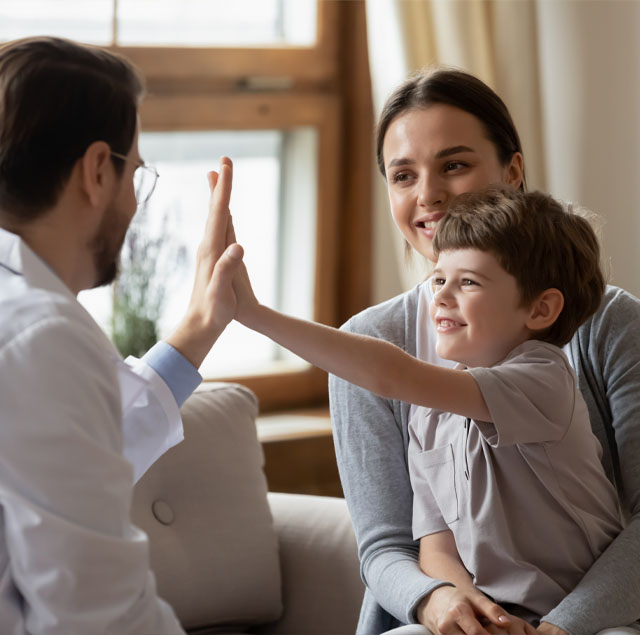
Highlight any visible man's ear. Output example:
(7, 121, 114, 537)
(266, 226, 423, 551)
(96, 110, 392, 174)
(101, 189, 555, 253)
(525, 288, 564, 332)
(80, 141, 113, 208)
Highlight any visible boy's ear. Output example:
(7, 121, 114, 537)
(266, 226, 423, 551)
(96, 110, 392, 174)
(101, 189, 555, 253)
(79, 141, 114, 208)
(525, 288, 564, 332)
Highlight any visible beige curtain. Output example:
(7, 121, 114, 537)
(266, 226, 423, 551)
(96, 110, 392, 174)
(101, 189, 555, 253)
(390, 0, 546, 188)
(366, 0, 546, 298)
(366, 0, 640, 301)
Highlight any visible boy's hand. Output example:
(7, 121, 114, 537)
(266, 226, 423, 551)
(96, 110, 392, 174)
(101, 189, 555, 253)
(418, 586, 513, 634)
(166, 158, 243, 368)
(224, 215, 260, 327)
(485, 616, 537, 634)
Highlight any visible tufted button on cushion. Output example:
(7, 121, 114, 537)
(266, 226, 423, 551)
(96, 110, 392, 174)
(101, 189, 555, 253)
(131, 382, 281, 631)
(151, 499, 174, 525)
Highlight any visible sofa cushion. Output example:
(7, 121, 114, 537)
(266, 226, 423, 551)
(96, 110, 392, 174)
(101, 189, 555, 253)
(132, 382, 282, 631)
(254, 493, 363, 635)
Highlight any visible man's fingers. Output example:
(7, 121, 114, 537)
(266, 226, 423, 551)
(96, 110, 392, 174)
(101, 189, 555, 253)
(226, 215, 237, 246)
(202, 158, 233, 264)
(206, 155, 231, 192)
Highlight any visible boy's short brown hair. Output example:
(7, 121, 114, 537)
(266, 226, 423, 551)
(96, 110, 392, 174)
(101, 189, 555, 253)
(433, 186, 605, 347)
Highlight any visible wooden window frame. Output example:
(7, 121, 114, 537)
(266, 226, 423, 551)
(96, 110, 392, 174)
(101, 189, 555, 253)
(109, 0, 372, 412)
(112, 1, 339, 88)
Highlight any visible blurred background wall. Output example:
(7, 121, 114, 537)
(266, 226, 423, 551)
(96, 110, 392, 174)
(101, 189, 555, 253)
(366, 0, 640, 301)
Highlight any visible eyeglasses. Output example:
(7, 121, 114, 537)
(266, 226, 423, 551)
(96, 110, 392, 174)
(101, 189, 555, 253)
(110, 151, 159, 206)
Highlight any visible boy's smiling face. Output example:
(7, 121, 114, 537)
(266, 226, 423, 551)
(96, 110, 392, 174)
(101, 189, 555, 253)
(429, 248, 534, 368)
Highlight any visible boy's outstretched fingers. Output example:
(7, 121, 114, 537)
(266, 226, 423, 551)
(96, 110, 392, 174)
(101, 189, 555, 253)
(225, 213, 261, 325)
(210, 242, 244, 309)
(226, 243, 243, 259)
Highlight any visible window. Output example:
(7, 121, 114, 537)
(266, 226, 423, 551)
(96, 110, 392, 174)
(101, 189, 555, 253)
(2, 0, 373, 411)
(84, 127, 318, 378)
(116, 0, 317, 47)
(1, 0, 316, 46)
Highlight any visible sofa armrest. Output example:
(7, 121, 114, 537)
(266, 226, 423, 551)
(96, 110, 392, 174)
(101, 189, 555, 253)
(252, 493, 364, 635)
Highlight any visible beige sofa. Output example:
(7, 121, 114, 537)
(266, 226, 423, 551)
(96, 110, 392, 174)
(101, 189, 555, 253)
(132, 382, 364, 634)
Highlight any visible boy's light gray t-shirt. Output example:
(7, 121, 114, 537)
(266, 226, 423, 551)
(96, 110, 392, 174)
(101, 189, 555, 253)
(330, 282, 640, 635)
(408, 340, 622, 622)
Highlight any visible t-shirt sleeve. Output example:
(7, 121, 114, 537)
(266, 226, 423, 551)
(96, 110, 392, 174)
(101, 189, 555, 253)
(408, 444, 450, 540)
(467, 343, 576, 447)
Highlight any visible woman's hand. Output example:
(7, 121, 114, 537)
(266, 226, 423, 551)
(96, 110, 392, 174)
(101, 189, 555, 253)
(417, 585, 515, 634)
(536, 622, 568, 635)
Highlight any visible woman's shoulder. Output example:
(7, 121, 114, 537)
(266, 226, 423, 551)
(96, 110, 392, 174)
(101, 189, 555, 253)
(602, 283, 640, 313)
(572, 284, 640, 359)
(341, 284, 423, 341)
(580, 284, 640, 334)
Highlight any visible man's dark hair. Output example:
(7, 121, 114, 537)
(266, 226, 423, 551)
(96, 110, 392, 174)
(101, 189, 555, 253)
(433, 186, 605, 347)
(0, 36, 144, 223)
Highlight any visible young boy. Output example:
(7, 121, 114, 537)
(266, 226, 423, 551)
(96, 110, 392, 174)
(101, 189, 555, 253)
(232, 186, 623, 629)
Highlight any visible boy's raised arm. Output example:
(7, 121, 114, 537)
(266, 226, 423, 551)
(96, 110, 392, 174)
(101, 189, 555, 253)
(232, 258, 490, 421)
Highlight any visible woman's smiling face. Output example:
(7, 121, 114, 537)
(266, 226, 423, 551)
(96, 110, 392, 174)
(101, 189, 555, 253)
(382, 104, 523, 262)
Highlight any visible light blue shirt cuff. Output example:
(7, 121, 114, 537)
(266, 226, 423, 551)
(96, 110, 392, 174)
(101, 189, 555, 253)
(142, 341, 202, 407)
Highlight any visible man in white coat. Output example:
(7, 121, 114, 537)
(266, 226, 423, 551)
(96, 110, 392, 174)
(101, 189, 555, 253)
(0, 36, 243, 633)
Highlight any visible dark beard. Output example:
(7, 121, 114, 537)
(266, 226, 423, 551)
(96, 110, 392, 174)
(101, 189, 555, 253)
(93, 256, 120, 288)
(89, 201, 129, 289)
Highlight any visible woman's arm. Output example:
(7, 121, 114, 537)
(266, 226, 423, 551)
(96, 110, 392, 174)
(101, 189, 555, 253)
(541, 287, 640, 634)
(419, 531, 520, 633)
(328, 294, 453, 630)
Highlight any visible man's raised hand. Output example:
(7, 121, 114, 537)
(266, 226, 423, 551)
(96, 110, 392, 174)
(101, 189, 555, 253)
(166, 157, 243, 368)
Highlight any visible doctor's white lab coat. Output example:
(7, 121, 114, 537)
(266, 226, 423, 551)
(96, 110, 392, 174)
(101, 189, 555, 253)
(0, 227, 186, 634)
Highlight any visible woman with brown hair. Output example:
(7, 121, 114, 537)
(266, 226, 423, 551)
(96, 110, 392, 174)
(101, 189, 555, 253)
(329, 69, 640, 635)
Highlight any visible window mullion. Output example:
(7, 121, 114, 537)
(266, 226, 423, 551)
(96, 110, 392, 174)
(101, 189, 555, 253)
(112, 0, 118, 45)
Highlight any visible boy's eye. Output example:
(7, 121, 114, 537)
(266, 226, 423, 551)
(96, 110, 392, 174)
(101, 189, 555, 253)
(432, 277, 445, 287)
(461, 278, 477, 286)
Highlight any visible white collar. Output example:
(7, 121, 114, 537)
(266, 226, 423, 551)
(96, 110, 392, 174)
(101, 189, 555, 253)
(0, 227, 75, 300)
